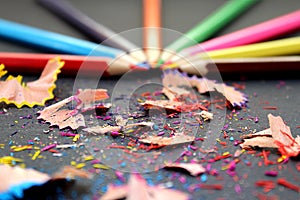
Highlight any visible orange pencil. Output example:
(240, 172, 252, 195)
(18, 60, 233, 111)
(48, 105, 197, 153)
(143, 0, 161, 66)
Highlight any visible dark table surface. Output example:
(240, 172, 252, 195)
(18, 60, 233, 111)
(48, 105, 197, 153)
(0, 1, 300, 200)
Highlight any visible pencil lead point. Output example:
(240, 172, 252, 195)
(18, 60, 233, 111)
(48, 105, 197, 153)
(160, 62, 179, 70)
(131, 62, 151, 70)
(155, 59, 165, 68)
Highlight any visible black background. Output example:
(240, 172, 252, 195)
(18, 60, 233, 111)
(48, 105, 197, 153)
(0, 1, 299, 200)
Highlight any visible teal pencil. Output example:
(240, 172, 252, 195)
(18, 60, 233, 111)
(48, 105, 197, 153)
(157, 0, 258, 66)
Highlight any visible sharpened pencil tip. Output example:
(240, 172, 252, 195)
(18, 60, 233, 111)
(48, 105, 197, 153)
(160, 62, 179, 70)
(155, 59, 164, 68)
(130, 65, 149, 71)
(135, 62, 151, 69)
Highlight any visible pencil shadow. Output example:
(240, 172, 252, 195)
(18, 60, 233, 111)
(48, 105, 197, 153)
(16, 179, 91, 200)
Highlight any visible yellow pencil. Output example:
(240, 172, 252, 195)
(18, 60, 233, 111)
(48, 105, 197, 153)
(168, 36, 300, 68)
(204, 36, 300, 58)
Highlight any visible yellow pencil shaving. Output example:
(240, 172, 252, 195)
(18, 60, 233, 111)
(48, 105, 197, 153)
(0, 156, 23, 165)
(32, 150, 41, 160)
(75, 163, 86, 169)
(70, 161, 77, 166)
(0, 64, 7, 77)
(11, 145, 32, 152)
(126, 146, 133, 150)
(277, 155, 287, 163)
(73, 134, 80, 142)
(84, 155, 94, 161)
(162, 62, 179, 70)
(92, 164, 110, 170)
(125, 129, 134, 133)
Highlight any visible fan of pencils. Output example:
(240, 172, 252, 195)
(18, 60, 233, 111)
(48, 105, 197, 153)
(1, 0, 300, 76)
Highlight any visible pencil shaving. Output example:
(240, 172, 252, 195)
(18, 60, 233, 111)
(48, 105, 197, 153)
(240, 114, 300, 157)
(139, 132, 195, 146)
(0, 164, 91, 198)
(83, 121, 154, 135)
(141, 100, 183, 112)
(38, 88, 109, 130)
(0, 58, 63, 108)
(99, 174, 189, 200)
(164, 163, 206, 176)
(162, 70, 247, 107)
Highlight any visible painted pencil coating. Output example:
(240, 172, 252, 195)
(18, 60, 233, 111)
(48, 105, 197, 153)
(157, 0, 258, 66)
(172, 36, 300, 70)
(176, 9, 300, 60)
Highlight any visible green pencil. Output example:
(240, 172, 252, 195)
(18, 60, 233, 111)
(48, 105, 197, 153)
(156, 0, 258, 67)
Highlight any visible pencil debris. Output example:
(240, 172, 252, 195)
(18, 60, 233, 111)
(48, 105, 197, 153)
(99, 174, 189, 200)
(0, 164, 91, 199)
(37, 89, 109, 129)
(0, 58, 63, 108)
(164, 162, 206, 176)
(240, 114, 300, 157)
(83, 121, 154, 135)
(162, 70, 247, 107)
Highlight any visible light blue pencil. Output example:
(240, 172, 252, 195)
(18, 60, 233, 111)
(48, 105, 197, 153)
(0, 19, 148, 68)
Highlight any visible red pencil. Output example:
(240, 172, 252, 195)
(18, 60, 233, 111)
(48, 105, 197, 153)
(0, 52, 144, 76)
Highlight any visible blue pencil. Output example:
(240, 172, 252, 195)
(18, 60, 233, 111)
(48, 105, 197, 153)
(0, 19, 148, 68)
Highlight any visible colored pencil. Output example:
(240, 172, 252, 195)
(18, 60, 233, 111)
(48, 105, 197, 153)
(168, 36, 300, 69)
(176, 56, 300, 76)
(0, 19, 149, 69)
(172, 9, 300, 65)
(143, 0, 162, 65)
(37, 0, 147, 63)
(156, 0, 258, 66)
(202, 36, 300, 59)
(0, 52, 144, 76)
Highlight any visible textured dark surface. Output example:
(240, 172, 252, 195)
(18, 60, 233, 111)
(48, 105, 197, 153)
(0, 1, 300, 200)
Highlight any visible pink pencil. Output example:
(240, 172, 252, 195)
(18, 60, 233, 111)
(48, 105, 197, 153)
(173, 9, 300, 61)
